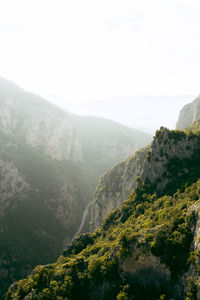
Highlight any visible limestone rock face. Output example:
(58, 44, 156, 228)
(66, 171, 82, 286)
(140, 127, 200, 194)
(90, 146, 149, 230)
(0, 159, 29, 217)
(176, 95, 200, 129)
(0, 96, 80, 162)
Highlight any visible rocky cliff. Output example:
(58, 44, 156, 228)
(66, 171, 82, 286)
(0, 80, 77, 162)
(6, 123, 200, 300)
(0, 158, 29, 217)
(90, 125, 200, 231)
(139, 126, 200, 195)
(90, 146, 149, 230)
(176, 95, 200, 129)
(0, 131, 89, 298)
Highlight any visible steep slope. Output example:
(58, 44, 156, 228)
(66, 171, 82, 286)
(90, 146, 150, 230)
(70, 114, 151, 176)
(6, 123, 200, 300)
(139, 126, 200, 195)
(0, 77, 152, 171)
(90, 124, 200, 231)
(0, 77, 152, 298)
(176, 94, 200, 129)
(0, 131, 94, 299)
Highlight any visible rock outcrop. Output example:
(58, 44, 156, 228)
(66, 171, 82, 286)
(139, 126, 200, 194)
(90, 125, 200, 231)
(0, 97, 77, 162)
(0, 158, 29, 217)
(176, 95, 200, 129)
(90, 146, 149, 230)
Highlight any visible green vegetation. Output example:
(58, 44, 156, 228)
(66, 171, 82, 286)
(0, 77, 153, 299)
(6, 178, 200, 300)
(144, 126, 200, 197)
(1, 82, 200, 300)
(186, 119, 200, 135)
(5, 125, 200, 300)
(0, 131, 96, 299)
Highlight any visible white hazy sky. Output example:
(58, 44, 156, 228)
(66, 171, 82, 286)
(0, 0, 200, 103)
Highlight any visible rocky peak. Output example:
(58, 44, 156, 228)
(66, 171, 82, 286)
(90, 125, 200, 231)
(139, 127, 200, 195)
(176, 95, 200, 129)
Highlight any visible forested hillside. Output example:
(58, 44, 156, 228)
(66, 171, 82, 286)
(6, 122, 200, 300)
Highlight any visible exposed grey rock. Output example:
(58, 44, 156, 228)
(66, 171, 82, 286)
(176, 95, 200, 129)
(0, 97, 79, 162)
(90, 146, 149, 230)
(140, 127, 200, 194)
(0, 159, 29, 216)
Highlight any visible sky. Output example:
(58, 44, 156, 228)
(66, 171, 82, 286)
(0, 0, 199, 105)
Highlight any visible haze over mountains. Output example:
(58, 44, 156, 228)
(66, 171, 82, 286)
(41, 94, 194, 133)
(7, 95, 200, 299)
(1, 0, 200, 298)
(1, 79, 200, 299)
(0, 77, 152, 298)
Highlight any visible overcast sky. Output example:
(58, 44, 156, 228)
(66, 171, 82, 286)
(0, 0, 199, 104)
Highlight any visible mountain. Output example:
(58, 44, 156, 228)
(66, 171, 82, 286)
(90, 146, 150, 231)
(0, 78, 152, 174)
(176, 95, 200, 129)
(90, 121, 200, 231)
(68, 114, 152, 176)
(0, 77, 152, 298)
(6, 122, 200, 300)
